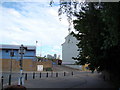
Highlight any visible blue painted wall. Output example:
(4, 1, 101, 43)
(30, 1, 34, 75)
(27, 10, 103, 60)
(1, 49, 36, 61)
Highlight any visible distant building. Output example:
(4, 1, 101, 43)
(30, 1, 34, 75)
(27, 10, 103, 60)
(54, 54, 57, 59)
(47, 54, 54, 59)
(57, 55, 60, 59)
(62, 34, 79, 64)
(46, 54, 62, 65)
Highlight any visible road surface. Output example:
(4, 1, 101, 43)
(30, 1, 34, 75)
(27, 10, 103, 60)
(24, 71, 114, 88)
(2, 65, 115, 88)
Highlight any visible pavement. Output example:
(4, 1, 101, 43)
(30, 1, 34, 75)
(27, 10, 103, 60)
(2, 65, 116, 89)
(2, 65, 80, 86)
(23, 71, 115, 88)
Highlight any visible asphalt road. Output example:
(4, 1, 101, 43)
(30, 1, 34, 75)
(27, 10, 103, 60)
(2, 65, 115, 88)
(2, 65, 81, 86)
(24, 71, 114, 88)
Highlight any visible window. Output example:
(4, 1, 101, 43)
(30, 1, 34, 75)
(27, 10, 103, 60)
(6, 50, 9, 53)
(68, 39, 70, 43)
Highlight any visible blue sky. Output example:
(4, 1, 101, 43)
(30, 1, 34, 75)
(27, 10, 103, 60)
(0, 0, 71, 59)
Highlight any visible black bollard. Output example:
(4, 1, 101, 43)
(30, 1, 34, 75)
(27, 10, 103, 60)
(1, 76, 3, 90)
(46, 72, 48, 77)
(33, 72, 35, 79)
(40, 72, 41, 78)
(56, 72, 58, 77)
(8, 74, 11, 85)
(72, 72, 73, 76)
(25, 73, 27, 80)
(64, 72, 66, 76)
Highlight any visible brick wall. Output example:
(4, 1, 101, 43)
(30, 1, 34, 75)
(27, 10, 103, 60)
(0, 59, 52, 72)
(36, 60, 52, 69)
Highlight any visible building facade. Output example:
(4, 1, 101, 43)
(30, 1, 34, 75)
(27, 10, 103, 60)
(0, 44, 36, 71)
(62, 34, 79, 64)
(1, 44, 36, 61)
(0, 44, 53, 71)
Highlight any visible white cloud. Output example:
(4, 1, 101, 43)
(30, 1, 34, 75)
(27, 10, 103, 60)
(11, 41, 20, 45)
(8, 8, 21, 17)
(1, 2, 69, 59)
(53, 45, 61, 50)
(48, 8, 58, 17)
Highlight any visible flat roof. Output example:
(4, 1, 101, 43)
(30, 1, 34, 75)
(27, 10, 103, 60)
(0, 44, 36, 50)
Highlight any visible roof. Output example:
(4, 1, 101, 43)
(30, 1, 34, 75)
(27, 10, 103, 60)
(0, 44, 36, 50)
(61, 34, 75, 46)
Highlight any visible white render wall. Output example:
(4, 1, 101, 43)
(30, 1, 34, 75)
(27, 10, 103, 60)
(62, 34, 79, 64)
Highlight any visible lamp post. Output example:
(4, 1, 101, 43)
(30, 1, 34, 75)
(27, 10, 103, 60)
(18, 44, 27, 85)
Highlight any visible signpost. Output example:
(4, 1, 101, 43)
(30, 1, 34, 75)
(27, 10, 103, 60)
(18, 44, 27, 85)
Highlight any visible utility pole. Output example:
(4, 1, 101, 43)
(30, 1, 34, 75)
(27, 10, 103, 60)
(18, 44, 27, 85)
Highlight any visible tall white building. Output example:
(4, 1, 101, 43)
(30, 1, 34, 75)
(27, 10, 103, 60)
(62, 34, 79, 64)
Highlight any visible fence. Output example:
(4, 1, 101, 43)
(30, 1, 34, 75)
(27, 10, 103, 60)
(1, 71, 74, 89)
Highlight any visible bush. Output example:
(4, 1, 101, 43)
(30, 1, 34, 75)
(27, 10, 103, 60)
(46, 68, 53, 71)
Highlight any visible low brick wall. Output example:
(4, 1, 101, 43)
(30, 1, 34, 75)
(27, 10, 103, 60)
(1, 59, 52, 71)
(36, 60, 52, 69)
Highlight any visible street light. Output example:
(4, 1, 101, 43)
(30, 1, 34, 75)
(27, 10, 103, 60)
(18, 44, 27, 85)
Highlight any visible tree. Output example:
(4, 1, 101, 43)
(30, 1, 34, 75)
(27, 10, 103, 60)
(72, 2, 105, 72)
(57, 1, 120, 76)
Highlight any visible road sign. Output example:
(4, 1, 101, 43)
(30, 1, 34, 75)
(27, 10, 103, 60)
(37, 65, 43, 71)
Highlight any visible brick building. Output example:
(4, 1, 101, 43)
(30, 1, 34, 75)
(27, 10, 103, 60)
(0, 44, 52, 72)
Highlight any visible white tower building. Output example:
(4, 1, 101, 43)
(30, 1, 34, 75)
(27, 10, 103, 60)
(62, 34, 79, 64)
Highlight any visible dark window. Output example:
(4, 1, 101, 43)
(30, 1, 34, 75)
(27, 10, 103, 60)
(6, 50, 9, 53)
(68, 39, 70, 43)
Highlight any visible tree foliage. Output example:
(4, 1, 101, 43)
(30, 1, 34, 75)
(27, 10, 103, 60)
(58, 1, 120, 75)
